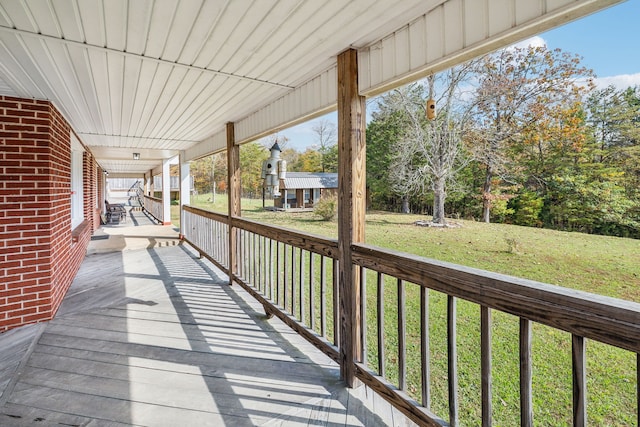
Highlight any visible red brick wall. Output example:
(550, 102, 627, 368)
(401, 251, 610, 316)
(0, 96, 92, 332)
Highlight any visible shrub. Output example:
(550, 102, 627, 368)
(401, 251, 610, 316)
(314, 195, 337, 221)
(504, 237, 522, 254)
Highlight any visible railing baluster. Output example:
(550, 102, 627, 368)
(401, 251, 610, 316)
(360, 266, 366, 363)
(481, 306, 492, 427)
(333, 259, 339, 347)
(398, 278, 406, 390)
(520, 318, 533, 427)
(637, 353, 639, 426)
(572, 334, 587, 427)
(377, 272, 385, 377)
(261, 235, 266, 293)
(309, 252, 315, 330)
(257, 234, 261, 290)
(238, 229, 243, 278)
(276, 241, 280, 306)
(283, 244, 288, 312)
(225, 223, 229, 268)
(448, 295, 458, 427)
(299, 248, 305, 322)
(245, 230, 249, 280)
(253, 232, 257, 287)
(291, 245, 297, 317)
(268, 238, 273, 300)
(421, 286, 430, 410)
(244, 229, 248, 280)
(240, 229, 245, 280)
(320, 256, 326, 337)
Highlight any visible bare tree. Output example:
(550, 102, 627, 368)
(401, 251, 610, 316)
(312, 119, 337, 172)
(387, 64, 475, 224)
(262, 133, 290, 150)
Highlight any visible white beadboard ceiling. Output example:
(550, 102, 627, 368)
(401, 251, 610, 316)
(0, 0, 622, 175)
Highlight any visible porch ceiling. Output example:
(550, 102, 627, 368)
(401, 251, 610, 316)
(0, 0, 622, 175)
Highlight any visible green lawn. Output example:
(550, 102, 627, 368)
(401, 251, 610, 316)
(176, 193, 640, 425)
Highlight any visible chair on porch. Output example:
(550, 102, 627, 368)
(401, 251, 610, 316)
(105, 200, 127, 223)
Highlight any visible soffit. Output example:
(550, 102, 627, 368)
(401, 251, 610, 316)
(0, 0, 437, 168)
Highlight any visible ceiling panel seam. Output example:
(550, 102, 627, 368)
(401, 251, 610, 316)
(0, 25, 295, 90)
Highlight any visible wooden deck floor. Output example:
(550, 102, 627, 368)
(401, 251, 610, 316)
(0, 210, 413, 426)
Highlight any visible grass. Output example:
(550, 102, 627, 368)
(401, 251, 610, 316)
(175, 193, 640, 425)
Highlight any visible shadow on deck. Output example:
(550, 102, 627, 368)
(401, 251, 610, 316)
(0, 209, 408, 426)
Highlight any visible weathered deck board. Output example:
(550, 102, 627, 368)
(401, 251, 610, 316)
(0, 217, 408, 426)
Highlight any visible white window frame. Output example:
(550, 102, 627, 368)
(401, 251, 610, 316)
(70, 134, 84, 229)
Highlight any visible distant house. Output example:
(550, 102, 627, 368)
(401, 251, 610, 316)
(271, 172, 338, 211)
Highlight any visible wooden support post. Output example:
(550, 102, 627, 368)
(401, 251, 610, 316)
(337, 48, 366, 388)
(178, 151, 191, 239)
(161, 158, 172, 225)
(227, 122, 240, 286)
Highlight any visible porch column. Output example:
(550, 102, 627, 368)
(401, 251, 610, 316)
(337, 48, 366, 387)
(145, 172, 152, 196)
(227, 122, 240, 285)
(179, 151, 191, 238)
(161, 158, 171, 225)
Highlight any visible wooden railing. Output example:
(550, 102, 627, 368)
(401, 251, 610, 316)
(182, 207, 229, 271)
(181, 205, 640, 427)
(142, 194, 163, 223)
(183, 205, 340, 361)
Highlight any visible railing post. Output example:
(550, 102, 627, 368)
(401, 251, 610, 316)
(161, 158, 172, 225)
(337, 48, 366, 387)
(227, 121, 240, 286)
(178, 151, 191, 239)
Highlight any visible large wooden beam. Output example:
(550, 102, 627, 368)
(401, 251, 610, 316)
(337, 48, 366, 387)
(227, 122, 240, 285)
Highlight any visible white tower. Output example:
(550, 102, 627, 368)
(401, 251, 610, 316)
(261, 143, 287, 197)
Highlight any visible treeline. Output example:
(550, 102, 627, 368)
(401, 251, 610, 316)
(367, 46, 640, 238)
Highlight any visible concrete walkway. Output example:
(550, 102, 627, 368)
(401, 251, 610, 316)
(0, 209, 412, 426)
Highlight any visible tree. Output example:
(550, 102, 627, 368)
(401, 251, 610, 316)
(382, 64, 475, 223)
(239, 142, 268, 197)
(468, 45, 595, 222)
(297, 148, 323, 172)
(366, 107, 400, 210)
(312, 119, 338, 172)
(190, 152, 227, 196)
(262, 133, 290, 150)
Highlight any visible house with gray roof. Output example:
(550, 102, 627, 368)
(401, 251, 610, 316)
(270, 172, 338, 211)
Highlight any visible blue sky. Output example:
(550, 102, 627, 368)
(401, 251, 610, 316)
(275, 1, 640, 151)
(539, 0, 640, 88)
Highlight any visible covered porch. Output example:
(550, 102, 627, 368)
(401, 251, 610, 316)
(1, 1, 637, 425)
(0, 209, 405, 426)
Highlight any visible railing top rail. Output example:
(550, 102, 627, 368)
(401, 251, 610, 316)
(352, 243, 640, 354)
(183, 205, 339, 259)
(144, 194, 162, 202)
(232, 216, 339, 259)
(184, 205, 228, 223)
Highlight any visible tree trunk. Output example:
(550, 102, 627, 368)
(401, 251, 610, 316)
(482, 164, 492, 223)
(432, 177, 446, 224)
(401, 195, 410, 214)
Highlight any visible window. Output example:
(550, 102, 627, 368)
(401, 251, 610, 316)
(70, 134, 84, 229)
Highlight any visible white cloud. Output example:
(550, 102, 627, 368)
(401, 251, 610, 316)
(510, 36, 547, 50)
(594, 73, 640, 90)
